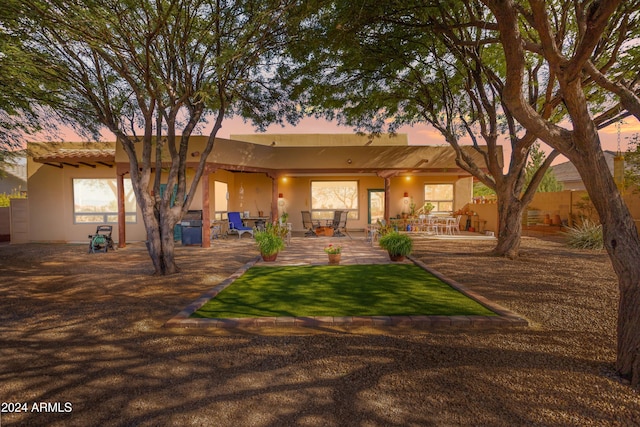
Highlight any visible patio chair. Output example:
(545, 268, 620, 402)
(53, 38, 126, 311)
(443, 215, 461, 235)
(331, 210, 350, 238)
(88, 225, 115, 253)
(227, 211, 254, 239)
(301, 210, 319, 237)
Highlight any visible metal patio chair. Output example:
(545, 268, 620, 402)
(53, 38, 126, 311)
(301, 210, 319, 237)
(331, 210, 350, 238)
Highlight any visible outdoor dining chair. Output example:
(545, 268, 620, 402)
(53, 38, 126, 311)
(443, 215, 461, 235)
(331, 210, 350, 238)
(301, 210, 319, 237)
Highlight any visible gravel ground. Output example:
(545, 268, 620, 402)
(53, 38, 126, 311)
(0, 236, 639, 426)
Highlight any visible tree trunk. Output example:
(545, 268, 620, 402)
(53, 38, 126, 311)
(160, 214, 180, 275)
(571, 152, 640, 385)
(484, 0, 640, 386)
(139, 198, 180, 275)
(492, 192, 524, 258)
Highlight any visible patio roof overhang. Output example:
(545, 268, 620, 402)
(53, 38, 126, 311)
(31, 136, 502, 176)
(201, 137, 499, 176)
(31, 143, 116, 169)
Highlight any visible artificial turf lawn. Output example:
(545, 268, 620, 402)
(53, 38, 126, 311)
(191, 264, 497, 318)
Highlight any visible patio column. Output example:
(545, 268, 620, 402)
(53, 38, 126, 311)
(269, 173, 279, 223)
(201, 165, 215, 248)
(384, 177, 391, 222)
(116, 163, 127, 248)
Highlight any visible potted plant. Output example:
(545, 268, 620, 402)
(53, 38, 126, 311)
(378, 231, 413, 262)
(324, 244, 342, 265)
(279, 212, 289, 225)
(422, 202, 435, 215)
(254, 223, 285, 261)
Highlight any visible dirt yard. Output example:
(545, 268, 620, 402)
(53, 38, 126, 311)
(0, 236, 639, 426)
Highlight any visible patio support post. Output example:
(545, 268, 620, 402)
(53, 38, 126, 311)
(269, 173, 279, 222)
(384, 177, 391, 222)
(201, 167, 212, 248)
(116, 164, 127, 248)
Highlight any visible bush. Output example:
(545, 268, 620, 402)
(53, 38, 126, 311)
(563, 219, 603, 250)
(0, 189, 26, 207)
(378, 232, 413, 256)
(254, 223, 286, 256)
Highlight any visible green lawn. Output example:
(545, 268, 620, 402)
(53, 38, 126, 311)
(191, 264, 496, 318)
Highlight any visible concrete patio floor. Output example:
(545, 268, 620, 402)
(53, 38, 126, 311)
(166, 232, 525, 332)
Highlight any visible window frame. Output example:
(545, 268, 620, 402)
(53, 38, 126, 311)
(423, 183, 454, 214)
(72, 178, 137, 224)
(310, 180, 359, 221)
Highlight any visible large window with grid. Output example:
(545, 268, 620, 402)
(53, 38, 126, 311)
(73, 178, 137, 223)
(424, 184, 454, 213)
(311, 180, 359, 221)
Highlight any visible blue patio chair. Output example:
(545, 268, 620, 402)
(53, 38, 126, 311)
(227, 211, 254, 239)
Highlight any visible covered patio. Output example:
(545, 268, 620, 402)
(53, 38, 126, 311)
(26, 135, 501, 246)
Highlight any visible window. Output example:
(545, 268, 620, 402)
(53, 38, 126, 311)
(424, 184, 454, 213)
(311, 180, 359, 220)
(214, 181, 228, 220)
(73, 179, 137, 223)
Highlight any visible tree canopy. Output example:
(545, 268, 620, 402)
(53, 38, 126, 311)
(16, 0, 301, 274)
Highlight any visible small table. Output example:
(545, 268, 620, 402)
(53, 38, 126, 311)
(243, 216, 270, 231)
(315, 226, 334, 236)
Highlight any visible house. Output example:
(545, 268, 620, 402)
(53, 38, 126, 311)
(25, 134, 501, 246)
(0, 153, 27, 194)
(551, 150, 624, 191)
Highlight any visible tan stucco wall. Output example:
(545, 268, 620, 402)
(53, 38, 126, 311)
(527, 189, 640, 226)
(27, 159, 148, 243)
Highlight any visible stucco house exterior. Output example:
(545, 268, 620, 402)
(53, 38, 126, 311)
(25, 134, 501, 247)
(0, 154, 27, 194)
(551, 150, 624, 191)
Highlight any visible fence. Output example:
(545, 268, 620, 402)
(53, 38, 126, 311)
(0, 207, 9, 242)
(462, 189, 640, 236)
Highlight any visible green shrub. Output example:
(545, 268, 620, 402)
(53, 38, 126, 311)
(0, 189, 26, 207)
(254, 223, 285, 255)
(378, 232, 413, 256)
(563, 219, 604, 250)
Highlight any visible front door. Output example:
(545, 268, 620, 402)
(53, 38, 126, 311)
(368, 189, 385, 224)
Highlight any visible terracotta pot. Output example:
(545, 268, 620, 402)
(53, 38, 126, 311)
(327, 253, 341, 265)
(261, 253, 278, 262)
(389, 253, 405, 262)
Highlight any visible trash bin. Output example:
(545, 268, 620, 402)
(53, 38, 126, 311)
(181, 210, 203, 246)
